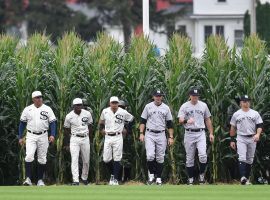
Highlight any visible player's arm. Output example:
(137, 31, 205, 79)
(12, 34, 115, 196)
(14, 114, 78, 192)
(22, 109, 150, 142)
(63, 127, 71, 150)
(48, 108, 57, 143)
(139, 106, 148, 142)
(254, 113, 263, 142)
(166, 120, 174, 146)
(18, 121, 27, 146)
(205, 117, 214, 143)
(178, 106, 194, 125)
(229, 125, 237, 150)
(99, 119, 105, 135)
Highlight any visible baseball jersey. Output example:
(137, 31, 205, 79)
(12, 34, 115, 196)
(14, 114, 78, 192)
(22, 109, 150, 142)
(141, 102, 173, 131)
(20, 104, 56, 132)
(64, 109, 93, 135)
(230, 109, 263, 136)
(100, 107, 134, 133)
(178, 100, 211, 129)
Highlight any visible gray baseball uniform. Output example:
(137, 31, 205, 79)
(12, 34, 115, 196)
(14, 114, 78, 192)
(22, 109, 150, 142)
(141, 102, 173, 163)
(230, 108, 263, 164)
(178, 100, 211, 167)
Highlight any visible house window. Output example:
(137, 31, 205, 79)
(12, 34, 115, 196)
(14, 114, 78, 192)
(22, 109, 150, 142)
(176, 25, 187, 36)
(204, 26, 213, 42)
(235, 30, 244, 47)
(216, 26, 224, 37)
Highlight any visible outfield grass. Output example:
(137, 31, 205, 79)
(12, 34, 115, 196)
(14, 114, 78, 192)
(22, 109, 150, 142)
(0, 185, 269, 200)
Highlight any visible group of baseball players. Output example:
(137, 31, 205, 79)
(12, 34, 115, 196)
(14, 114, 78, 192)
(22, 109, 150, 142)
(18, 89, 263, 186)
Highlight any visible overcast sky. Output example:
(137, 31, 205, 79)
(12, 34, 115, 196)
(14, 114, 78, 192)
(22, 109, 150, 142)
(260, 0, 270, 3)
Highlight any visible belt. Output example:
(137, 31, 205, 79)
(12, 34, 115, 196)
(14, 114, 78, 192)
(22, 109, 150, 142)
(72, 134, 88, 138)
(106, 132, 121, 136)
(146, 128, 165, 133)
(28, 130, 47, 135)
(240, 134, 254, 138)
(185, 128, 205, 132)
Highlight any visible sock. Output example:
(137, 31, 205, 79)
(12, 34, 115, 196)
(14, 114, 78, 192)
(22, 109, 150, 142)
(113, 161, 121, 181)
(199, 162, 207, 174)
(153, 159, 157, 175)
(239, 162, 247, 178)
(147, 161, 155, 175)
(187, 166, 194, 178)
(25, 162, 32, 179)
(105, 160, 114, 175)
(156, 162, 163, 178)
(246, 164, 252, 179)
(37, 163, 46, 180)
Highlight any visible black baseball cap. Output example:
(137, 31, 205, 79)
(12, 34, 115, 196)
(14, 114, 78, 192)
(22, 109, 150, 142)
(240, 95, 251, 101)
(189, 89, 200, 96)
(153, 90, 164, 96)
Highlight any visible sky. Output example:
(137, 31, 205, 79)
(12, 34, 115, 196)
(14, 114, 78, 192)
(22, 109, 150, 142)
(260, 0, 270, 3)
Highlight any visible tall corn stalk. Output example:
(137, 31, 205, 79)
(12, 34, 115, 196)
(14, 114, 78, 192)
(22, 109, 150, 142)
(164, 34, 198, 183)
(200, 36, 237, 182)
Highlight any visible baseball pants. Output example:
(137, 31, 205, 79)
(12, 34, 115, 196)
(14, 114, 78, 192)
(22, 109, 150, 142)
(25, 132, 49, 164)
(184, 131, 207, 167)
(237, 135, 257, 164)
(103, 134, 123, 163)
(145, 131, 167, 163)
(70, 136, 90, 182)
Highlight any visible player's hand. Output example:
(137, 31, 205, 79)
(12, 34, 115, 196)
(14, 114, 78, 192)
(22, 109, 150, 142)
(253, 133, 260, 142)
(19, 138, 24, 146)
(49, 136, 55, 143)
(122, 128, 128, 137)
(187, 117, 195, 124)
(100, 129, 106, 136)
(63, 145, 70, 151)
(139, 133, 145, 142)
(209, 134, 214, 144)
(168, 138, 174, 146)
(230, 141, 236, 150)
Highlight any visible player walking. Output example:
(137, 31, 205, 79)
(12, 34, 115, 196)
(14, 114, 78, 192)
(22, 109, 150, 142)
(18, 91, 57, 186)
(139, 90, 174, 185)
(178, 89, 214, 185)
(230, 95, 263, 185)
(64, 98, 93, 186)
(99, 96, 134, 185)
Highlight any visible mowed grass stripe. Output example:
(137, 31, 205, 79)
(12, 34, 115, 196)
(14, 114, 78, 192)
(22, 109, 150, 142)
(0, 185, 269, 200)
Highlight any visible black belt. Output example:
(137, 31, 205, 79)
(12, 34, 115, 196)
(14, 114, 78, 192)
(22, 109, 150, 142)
(240, 134, 254, 138)
(107, 132, 121, 136)
(28, 130, 47, 135)
(72, 134, 87, 138)
(146, 129, 165, 133)
(185, 128, 205, 132)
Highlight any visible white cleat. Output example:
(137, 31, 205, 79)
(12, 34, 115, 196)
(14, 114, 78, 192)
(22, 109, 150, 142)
(147, 174, 155, 185)
(37, 179, 45, 186)
(109, 175, 114, 185)
(245, 180, 252, 185)
(241, 176, 247, 185)
(187, 177, 194, 185)
(156, 178, 162, 186)
(199, 174, 205, 185)
(113, 179, 119, 186)
(23, 177, 32, 186)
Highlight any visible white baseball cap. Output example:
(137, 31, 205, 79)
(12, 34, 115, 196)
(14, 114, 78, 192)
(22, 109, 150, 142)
(110, 96, 119, 103)
(73, 98, 83, 105)
(32, 91, 42, 98)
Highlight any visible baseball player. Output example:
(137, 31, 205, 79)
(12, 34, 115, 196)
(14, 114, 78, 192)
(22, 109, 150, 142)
(139, 90, 174, 185)
(18, 91, 56, 186)
(99, 96, 134, 185)
(230, 95, 263, 185)
(178, 88, 214, 185)
(64, 98, 93, 186)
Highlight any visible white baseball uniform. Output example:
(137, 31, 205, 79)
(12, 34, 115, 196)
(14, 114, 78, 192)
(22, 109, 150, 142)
(64, 109, 93, 182)
(100, 107, 134, 163)
(20, 104, 56, 164)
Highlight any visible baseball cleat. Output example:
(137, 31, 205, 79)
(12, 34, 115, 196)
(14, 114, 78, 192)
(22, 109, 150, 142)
(81, 179, 89, 186)
(240, 176, 247, 185)
(37, 179, 45, 186)
(245, 180, 252, 185)
(71, 182, 79, 186)
(147, 174, 155, 185)
(109, 175, 114, 185)
(156, 178, 162, 186)
(23, 177, 32, 186)
(199, 174, 205, 184)
(187, 177, 194, 185)
(113, 179, 119, 186)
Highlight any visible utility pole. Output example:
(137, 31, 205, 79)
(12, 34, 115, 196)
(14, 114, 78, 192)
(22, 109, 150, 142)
(250, 0, 256, 34)
(143, 0, 150, 36)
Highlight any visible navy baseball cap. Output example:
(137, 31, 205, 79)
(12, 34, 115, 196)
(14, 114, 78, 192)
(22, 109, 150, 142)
(153, 90, 164, 96)
(189, 89, 200, 96)
(240, 95, 251, 101)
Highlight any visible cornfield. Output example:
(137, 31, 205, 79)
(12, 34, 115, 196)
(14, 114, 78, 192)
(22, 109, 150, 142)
(0, 32, 270, 185)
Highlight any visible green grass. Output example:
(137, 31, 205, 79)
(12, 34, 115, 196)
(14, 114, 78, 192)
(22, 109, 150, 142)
(0, 185, 269, 200)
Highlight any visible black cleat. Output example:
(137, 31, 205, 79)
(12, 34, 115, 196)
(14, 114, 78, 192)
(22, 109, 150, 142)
(81, 179, 89, 186)
(71, 182, 79, 186)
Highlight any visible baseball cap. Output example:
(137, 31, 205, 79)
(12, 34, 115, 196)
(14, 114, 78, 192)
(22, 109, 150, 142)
(189, 89, 200, 96)
(240, 95, 251, 101)
(110, 96, 119, 103)
(153, 90, 164, 96)
(32, 91, 42, 98)
(73, 98, 83, 105)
